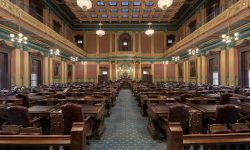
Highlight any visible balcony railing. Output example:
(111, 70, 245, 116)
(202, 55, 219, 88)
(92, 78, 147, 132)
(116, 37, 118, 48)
(0, 0, 86, 56)
(165, 0, 249, 57)
(181, 0, 239, 39)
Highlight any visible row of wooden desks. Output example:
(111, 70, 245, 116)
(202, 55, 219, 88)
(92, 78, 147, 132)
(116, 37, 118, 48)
(28, 103, 106, 138)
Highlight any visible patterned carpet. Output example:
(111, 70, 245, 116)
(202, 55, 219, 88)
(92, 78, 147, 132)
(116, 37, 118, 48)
(88, 89, 166, 150)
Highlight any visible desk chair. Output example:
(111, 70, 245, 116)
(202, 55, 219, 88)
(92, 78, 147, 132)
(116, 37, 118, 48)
(219, 93, 232, 105)
(6, 106, 40, 128)
(61, 103, 91, 136)
(213, 104, 240, 125)
(162, 104, 189, 134)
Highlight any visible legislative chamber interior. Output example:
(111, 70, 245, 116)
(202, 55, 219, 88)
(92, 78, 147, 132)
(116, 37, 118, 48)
(0, 0, 250, 149)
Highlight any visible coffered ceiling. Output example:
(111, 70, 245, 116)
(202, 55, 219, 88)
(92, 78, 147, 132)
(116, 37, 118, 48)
(63, 0, 187, 23)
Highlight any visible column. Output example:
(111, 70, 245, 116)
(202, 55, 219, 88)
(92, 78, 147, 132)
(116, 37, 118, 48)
(49, 57, 53, 84)
(43, 57, 49, 85)
(72, 63, 75, 82)
(23, 51, 29, 87)
(151, 63, 154, 83)
(138, 62, 142, 81)
(197, 57, 202, 83)
(84, 62, 87, 82)
(220, 50, 226, 85)
(175, 63, 178, 81)
(109, 62, 112, 80)
(97, 63, 100, 83)
(164, 63, 167, 82)
(228, 47, 236, 85)
(14, 48, 21, 86)
(201, 56, 206, 84)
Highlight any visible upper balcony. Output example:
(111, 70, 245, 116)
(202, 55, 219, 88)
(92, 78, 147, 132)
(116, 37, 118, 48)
(164, 0, 250, 57)
(0, 0, 86, 57)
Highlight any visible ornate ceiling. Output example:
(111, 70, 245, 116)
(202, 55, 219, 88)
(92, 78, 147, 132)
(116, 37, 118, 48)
(64, 0, 187, 23)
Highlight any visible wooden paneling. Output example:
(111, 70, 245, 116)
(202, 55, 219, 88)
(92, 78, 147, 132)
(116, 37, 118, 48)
(154, 64, 164, 78)
(87, 64, 97, 78)
(154, 33, 165, 53)
(86, 33, 97, 54)
(99, 34, 109, 53)
(141, 34, 151, 53)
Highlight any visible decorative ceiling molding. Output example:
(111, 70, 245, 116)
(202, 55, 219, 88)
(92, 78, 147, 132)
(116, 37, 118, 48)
(64, 0, 186, 23)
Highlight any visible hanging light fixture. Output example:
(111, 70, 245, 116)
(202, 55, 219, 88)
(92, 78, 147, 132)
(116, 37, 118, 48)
(158, 0, 173, 10)
(172, 56, 180, 62)
(70, 56, 78, 62)
(10, 33, 28, 44)
(188, 48, 199, 56)
(221, 32, 239, 44)
(96, 23, 105, 37)
(221, 14, 240, 45)
(10, 15, 28, 45)
(77, 0, 92, 11)
(50, 48, 60, 56)
(145, 23, 155, 37)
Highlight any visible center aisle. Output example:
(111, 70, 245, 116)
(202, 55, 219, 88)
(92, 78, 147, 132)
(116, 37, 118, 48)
(88, 89, 166, 150)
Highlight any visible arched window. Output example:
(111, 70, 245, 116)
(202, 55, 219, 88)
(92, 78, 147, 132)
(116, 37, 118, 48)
(118, 33, 132, 51)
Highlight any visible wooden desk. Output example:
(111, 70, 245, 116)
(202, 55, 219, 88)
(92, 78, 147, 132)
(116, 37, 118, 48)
(147, 103, 202, 139)
(186, 97, 216, 104)
(0, 96, 22, 105)
(50, 104, 105, 139)
(28, 105, 57, 117)
(140, 96, 176, 116)
(188, 104, 217, 118)
(205, 94, 221, 100)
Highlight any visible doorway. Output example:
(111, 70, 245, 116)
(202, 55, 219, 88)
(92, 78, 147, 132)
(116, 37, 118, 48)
(0, 52, 9, 89)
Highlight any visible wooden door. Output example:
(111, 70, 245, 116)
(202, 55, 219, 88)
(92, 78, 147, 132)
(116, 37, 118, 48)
(30, 59, 42, 87)
(0, 52, 8, 89)
(208, 54, 219, 85)
(241, 51, 250, 87)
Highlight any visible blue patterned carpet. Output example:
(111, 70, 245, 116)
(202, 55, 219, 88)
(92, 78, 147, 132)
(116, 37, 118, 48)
(88, 89, 166, 150)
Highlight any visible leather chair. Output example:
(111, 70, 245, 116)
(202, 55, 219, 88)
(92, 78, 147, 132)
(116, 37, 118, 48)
(16, 94, 30, 107)
(214, 104, 240, 124)
(219, 93, 232, 105)
(6, 106, 40, 127)
(61, 103, 91, 135)
(162, 104, 189, 134)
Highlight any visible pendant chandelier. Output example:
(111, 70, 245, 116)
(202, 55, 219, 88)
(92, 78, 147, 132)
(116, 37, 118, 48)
(77, 0, 92, 11)
(221, 15, 240, 45)
(70, 56, 78, 62)
(9, 15, 28, 45)
(188, 48, 199, 56)
(172, 56, 180, 62)
(10, 33, 28, 44)
(96, 23, 105, 37)
(145, 23, 155, 37)
(50, 49, 60, 56)
(221, 32, 239, 44)
(158, 0, 173, 10)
